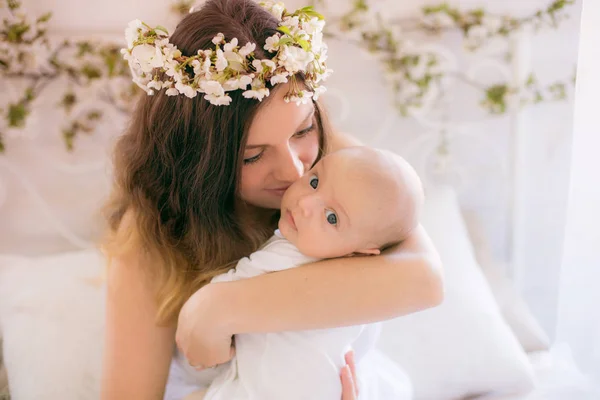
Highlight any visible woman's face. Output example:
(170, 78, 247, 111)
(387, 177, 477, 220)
(240, 83, 320, 210)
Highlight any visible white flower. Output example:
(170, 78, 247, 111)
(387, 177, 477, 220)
(125, 19, 145, 48)
(212, 33, 225, 45)
(467, 25, 489, 40)
(259, 1, 285, 20)
(281, 16, 300, 30)
(131, 43, 164, 73)
(205, 94, 233, 106)
(302, 17, 325, 35)
(252, 59, 276, 73)
(465, 25, 489, 49)
(164, 59, 180, 77)
(279, 46, 314, 72)
(175, 81, 197, 98)
(421, 12, 455, 29)
(243, 88, 270, 101)
(312, 85, 326, 100)
(239, 42, 256, 57)
(310, 30, 323, 52)
(272, 2, 285, 20)
(482, 16, 503, 33)
(200, 80, 225, 97)
(286, 90, 313, 105)
(215, 49, 228, 71)
(162, 43, 181, 61)
(270, 73, 288, 85)
(224, 51, 245, 71)
(264, 34, 280, 52)
(147, 80, 163, 91)
(192, 59, 203, 75)
(166, 87, 179, 96)
(133, 75, 152, 92)
(223, 38, 239, 52)
(223, 75, 253, 91)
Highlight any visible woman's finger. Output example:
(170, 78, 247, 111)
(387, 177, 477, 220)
(344, 350, 359, 397)
(340, 365, 357, 400)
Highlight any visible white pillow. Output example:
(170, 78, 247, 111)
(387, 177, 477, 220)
(377, 186, 535, 400)
(461, 210, 551, 353)
(0, 249, 106, 400)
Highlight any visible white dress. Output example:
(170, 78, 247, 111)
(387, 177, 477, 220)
(164, 231, 413, 400)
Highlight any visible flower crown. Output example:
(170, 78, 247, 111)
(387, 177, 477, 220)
(121, 1, 332, 106)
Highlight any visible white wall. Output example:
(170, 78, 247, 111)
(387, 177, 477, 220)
(3, 0, 582, 336)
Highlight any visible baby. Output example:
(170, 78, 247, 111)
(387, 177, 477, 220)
(184, 147, 423, 400)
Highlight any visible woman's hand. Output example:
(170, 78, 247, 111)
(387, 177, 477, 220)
(341, 351, 359, 400)
(175, 284, 235, 369)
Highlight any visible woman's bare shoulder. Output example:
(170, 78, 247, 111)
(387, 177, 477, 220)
(328, 131, 364, 152)
(106, 208, 155, 287)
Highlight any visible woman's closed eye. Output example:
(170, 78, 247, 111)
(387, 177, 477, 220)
(243, 152, 263, 165)
(294, 124, 315, 138)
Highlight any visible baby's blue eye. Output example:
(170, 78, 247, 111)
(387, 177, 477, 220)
(326, 210, 337, 225)
(309, 175, 318, 189)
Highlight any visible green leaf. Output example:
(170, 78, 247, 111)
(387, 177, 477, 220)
(87, 110, 103, 120)
(36, 12, 52, 23)
(303, 9, 325, 20)
(62, 126, 76, 152)
(526, 73, 536, 87)
(277, 26, 292, 36)
(278, 37, 294, 46)
(81, 64, 102, 80)
(77, 41, 93, 57)
(24, 87, 35, 102)
(7, 23, 30, 43)
(0, 134, 5, 153)
(8, 103, 28, 128)
(297, 39, 310, 51)
(60, 92, 77, 112)
(7, 0, 21, 11)
(155, 25, 169, 35)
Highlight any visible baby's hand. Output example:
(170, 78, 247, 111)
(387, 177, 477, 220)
(341, 350, 359, 400)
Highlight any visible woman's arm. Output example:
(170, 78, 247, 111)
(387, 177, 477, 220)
(222, 224, 442, 334)
(101, 246, 176, 400)
(177, 225, 442, 367)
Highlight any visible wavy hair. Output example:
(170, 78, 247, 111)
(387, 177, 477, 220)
(103, 0, 331, 325)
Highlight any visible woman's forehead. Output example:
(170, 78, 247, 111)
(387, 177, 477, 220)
(247, 87, 314, 144)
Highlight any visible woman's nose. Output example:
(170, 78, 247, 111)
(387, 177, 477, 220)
(274, 147, 304, 183)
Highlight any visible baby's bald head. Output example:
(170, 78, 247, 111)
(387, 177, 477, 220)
(331, 147, 424, 250)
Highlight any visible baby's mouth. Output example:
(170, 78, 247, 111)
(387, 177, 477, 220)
(286, 209, 297, 230)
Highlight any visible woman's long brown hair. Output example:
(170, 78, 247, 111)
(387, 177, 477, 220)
(103, 0, 331, 325)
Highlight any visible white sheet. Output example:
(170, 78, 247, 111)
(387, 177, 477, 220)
(474, 345, 600, 400)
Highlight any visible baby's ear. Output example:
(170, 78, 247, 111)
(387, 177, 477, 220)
(353, 248, 381, 256)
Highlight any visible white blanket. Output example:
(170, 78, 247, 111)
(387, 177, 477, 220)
(165, 231, 413, 400)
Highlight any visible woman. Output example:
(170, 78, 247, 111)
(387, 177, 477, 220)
(100, 0, 444, 399)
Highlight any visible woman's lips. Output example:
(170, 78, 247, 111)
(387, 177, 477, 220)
(267, 186, 290, 196)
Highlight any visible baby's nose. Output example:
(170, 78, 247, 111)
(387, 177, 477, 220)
(298, 194, 322, 217)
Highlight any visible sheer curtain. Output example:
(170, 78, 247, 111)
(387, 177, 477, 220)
(554, 0, 600, 383)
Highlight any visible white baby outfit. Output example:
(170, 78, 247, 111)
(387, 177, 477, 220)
(164, 230, 413, 400)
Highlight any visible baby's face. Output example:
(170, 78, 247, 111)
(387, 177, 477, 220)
(278, 150, 385, 259)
